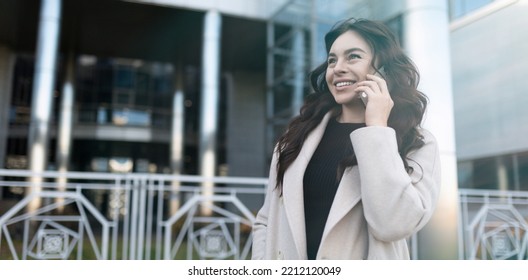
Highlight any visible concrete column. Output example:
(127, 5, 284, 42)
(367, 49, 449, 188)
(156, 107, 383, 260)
(27, 0, 61, 211)
(199, 10, 222, 215)
(55, 53, 74, 211)
(56, 55, 74, 173)
(265, 21, 275, 158)
(497, 157, 508, 192)
(0, 45, 15, 201)
(170, 64, 184, 214)
(0, 46, 15, 171)
(291, 27, 306, 115)
(402, 0, 459, 259)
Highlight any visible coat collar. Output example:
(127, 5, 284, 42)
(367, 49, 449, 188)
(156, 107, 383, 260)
(282, 111, 362, 259)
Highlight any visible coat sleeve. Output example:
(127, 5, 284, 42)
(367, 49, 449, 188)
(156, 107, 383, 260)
(251, 150, 278, 260)
(350, 126, 441, 242)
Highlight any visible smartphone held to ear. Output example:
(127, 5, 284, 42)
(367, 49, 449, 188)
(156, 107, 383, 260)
(359, 92, 369, 106)
(360, 67, 385, 106)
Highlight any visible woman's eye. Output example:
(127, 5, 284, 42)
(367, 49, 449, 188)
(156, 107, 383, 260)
(347, 54, 360, 60)
(327, 58, 336, 64)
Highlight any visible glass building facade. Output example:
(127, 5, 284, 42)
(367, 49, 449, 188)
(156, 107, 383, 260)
(2, 0, 526, 259)
(450, 0, 528, 191)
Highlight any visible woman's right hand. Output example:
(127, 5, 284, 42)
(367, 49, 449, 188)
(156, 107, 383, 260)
(355, 74, 394, 127)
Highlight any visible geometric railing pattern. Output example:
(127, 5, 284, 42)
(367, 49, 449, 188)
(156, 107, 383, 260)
(0, 191, 114, 260)
(163, 195, 255, 260)
(0, 169, 267, 260)
(458, 189, 528, 260)
(9, 172, 526, 259)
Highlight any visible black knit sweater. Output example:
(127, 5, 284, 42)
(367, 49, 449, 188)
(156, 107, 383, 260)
(303, 117, 364, 260)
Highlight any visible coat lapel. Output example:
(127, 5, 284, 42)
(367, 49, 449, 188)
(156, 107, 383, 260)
(320, 166, 362, 244)
(282, 112, 332, 259)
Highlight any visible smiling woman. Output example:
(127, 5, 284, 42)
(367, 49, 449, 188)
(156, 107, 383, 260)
(251, 18, 441, 260)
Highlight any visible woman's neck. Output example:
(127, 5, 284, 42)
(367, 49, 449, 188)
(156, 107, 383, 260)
(337, 103, 366, 123)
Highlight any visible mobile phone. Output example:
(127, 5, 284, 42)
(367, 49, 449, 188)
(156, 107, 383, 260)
(360, 66, 386, 106)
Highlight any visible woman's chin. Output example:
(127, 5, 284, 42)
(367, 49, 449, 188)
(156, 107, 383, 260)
(334, 96, 362, 107)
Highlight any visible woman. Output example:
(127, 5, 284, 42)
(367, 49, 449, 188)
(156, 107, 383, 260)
(251, 18, 441, 260)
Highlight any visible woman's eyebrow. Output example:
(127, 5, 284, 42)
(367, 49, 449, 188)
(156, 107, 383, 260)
(344, 47, 367, 54)
(328, 47, 367, 57)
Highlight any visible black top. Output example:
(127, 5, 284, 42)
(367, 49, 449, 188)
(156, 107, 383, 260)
(303, 117, 364, 260)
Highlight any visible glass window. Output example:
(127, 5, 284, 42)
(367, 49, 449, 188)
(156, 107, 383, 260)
(76, 56, 174, 128)
(473, 157, 497, 190)
(114, 65, 135, 89)
(449, 0, 495, 21)
(458, 160, 474, 189)
(517, 152, 528, 191)
(460, 153, 528, 191)
(465, 0, 494, 13)
(496, 155, 515, 191)
(450, 0, 465, 20)
(115, 92, 132, 105)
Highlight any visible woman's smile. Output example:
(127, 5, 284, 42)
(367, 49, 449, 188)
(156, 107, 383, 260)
(334, 80, 356, 89)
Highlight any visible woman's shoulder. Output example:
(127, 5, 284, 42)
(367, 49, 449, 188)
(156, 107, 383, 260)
(417, 127, 438, 145)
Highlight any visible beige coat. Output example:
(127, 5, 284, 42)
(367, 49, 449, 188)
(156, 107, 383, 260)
(252, 112, 441, 260)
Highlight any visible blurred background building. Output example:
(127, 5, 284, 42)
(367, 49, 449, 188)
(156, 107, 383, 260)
(0, 0, 526, 259)
(451, 0, 528, 192)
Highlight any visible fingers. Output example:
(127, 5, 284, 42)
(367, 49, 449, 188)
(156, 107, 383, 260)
(368, 73, 390, 94)
(355, 74, 393, 127)
(356, 74, 388, 95)
(354, 81, 380, 97)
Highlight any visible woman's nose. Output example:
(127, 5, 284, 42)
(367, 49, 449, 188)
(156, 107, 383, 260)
(333, 59, 347, 74)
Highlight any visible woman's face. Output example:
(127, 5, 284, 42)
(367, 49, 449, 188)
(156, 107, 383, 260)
(325, 30, 375, 106)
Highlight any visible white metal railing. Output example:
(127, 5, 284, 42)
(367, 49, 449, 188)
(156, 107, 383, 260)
(6, 170, 527, 260)
(458, 188, 528, 260)
(0, 169, 267, 260)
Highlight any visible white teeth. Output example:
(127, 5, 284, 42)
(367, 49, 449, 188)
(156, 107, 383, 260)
(336, 81, 354, 87)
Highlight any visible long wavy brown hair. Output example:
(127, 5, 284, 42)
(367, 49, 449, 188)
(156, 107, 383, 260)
(274, 18, 428, 193)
